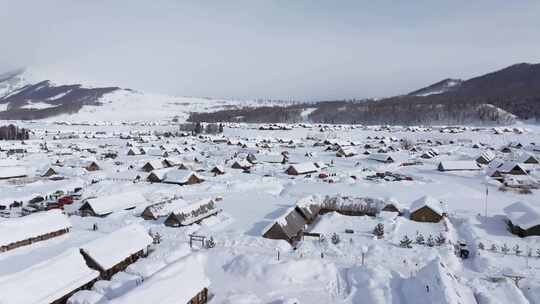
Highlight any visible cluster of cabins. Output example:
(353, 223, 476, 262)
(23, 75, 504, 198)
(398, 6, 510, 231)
(0, 210, 177, 304)
(262, 195, 450, 244)
(0, 211, 211, 304)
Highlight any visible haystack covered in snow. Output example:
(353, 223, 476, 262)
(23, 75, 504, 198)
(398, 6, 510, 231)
(80, 224, 152, 279)
(0, 209, 71, 252)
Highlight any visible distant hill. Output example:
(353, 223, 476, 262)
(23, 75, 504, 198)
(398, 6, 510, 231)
(191, 63, 540, 125)
(408, 78, 462, 97)
(0, 69, 260, 122)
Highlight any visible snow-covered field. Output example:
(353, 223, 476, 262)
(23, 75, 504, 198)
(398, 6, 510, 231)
(1, 122, 540, 303)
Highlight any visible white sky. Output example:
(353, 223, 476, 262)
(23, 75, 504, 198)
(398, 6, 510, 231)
(1, 0, 540, 100)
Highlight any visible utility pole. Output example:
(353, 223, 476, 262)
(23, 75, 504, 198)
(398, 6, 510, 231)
(484, 183, 489, 218)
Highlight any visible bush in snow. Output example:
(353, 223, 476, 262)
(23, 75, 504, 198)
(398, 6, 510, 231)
(400, 235, 413, 248)
(415, 232, 425, 245)
(331, 233, 341, 245)
(319, 234, 327, 243)
(206, 236, 216, 249)
(478, 242, 485, 250)
(435, 233, 446, 246)
(373, 223, 384, 239)
(536, 248, 540, 258)
(427, 235, 435, 247)
(513, 244, 522, 256)
(490, 244, 498, 252)
(501, 243, 510, 255)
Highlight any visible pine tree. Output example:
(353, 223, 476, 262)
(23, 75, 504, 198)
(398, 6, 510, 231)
(194, 122, 203, 134)
(415, 233, 425, 245)
(206, 236, 216, 249)
(400, 235, 413, 248)
(152, 231, 161, 244)
(331, 233, 341, 245)
(536, 248, 540, 258)
(501, 243, 510, 255)
(427, 235, 435, 247)
(435, 233, 446, 246)
(373, 223, 384, 239)
(490, 244, 498, 252)
(513, 244, 522, 256)
(478, 242, 485, 250)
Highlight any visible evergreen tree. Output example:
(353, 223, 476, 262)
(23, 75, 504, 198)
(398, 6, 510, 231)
(501, 243, 510, 255)
(206, 236, 216, 249)
(194, 122, 203, 134)
(536, 248, 540, 258)
(400, 235, 413, 248)
(373, 223, 384, 239)
(478, 242, 485, 250)
(490, 244, 498, 252)
(513, 244, 522, 256)
(415, 232, 425, 245)
(427, 235, 435, 247)
(331, 233, 341, 245)
(435, 233, 446, 246)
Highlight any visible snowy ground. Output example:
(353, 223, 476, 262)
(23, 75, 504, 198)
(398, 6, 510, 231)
(1, 122, 540, 303)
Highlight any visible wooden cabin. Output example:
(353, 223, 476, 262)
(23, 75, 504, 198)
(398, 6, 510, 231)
(285, 162, 318, 175)
(164, 199, 220, 227)
(0, 210, 71, 252)
(262, 207, 307, 244)
(141, 198, 188, 220)
(368, 153, 395, 163)
(80, 224, 152, 280)
(409, 196, 445, 223)
(79, 192, 146, 217)
(505, 201, 540, 237)
(0, 249, 100, 304)
(110, 254, 209, 304)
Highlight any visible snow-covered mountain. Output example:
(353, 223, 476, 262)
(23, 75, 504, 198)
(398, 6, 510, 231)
(0, 69, 271, 122)
(408, 78, 463, 97)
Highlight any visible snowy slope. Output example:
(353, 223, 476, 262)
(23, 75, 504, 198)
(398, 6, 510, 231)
(0, 68, 259, 122)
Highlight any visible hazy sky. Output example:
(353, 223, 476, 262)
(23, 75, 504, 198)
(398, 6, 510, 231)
(1, 1, 540, 100)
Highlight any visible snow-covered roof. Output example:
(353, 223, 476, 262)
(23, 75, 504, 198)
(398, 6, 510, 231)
(409, 195, 445, 215)
(111, 254, 209, 304)
(144, 198, 188, 218)
(83, 191, 147, 215)
(286, 162, 318, 174)
(476, 150, 496, 162)
(368, 153, 394, 162)
(0, 166, 27, 179)
(80, 224, 152, 271)
(0, 209, 71, 247)
(162, 170, 202, 184)
(169, 198, 219, 226)
(0, 249, 99, 304)
(504, 201, 540, 230)
(438, 161, 480, 171)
